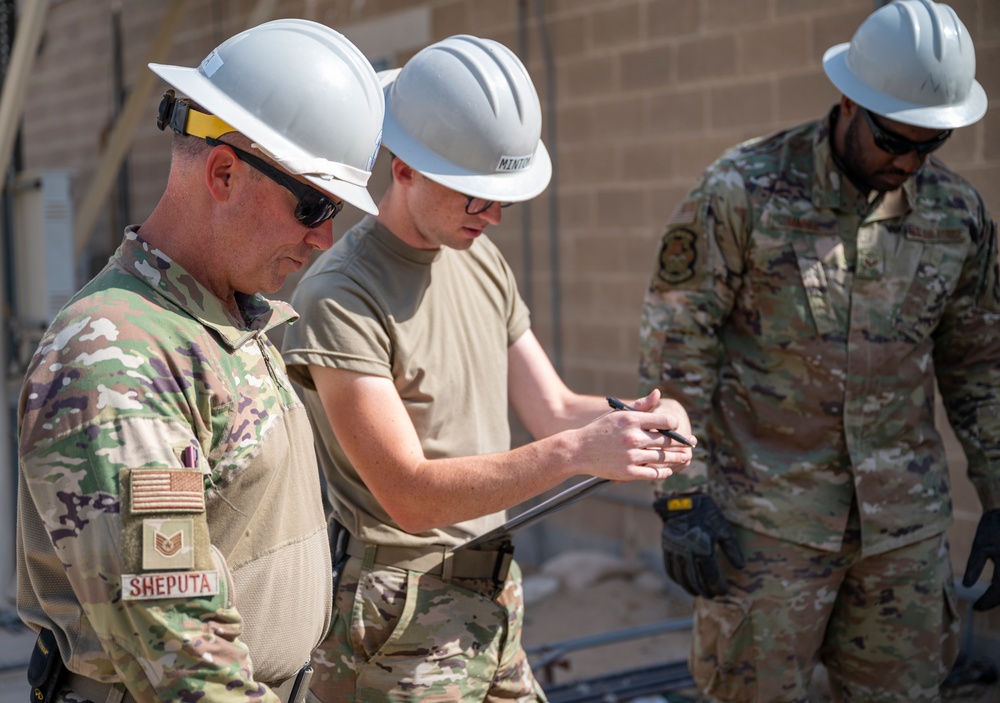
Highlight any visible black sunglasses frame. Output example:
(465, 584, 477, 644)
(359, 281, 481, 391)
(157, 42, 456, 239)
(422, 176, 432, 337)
(205, 137, 343, 228)
(860, 108, 951, 157)
(464, 194, 515, 216)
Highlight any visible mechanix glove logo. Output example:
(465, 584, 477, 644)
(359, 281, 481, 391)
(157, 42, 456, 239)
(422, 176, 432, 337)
(653, 492, 745, 599)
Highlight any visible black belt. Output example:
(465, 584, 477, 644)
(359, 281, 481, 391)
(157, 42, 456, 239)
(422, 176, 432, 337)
(346, 537, 514, 582)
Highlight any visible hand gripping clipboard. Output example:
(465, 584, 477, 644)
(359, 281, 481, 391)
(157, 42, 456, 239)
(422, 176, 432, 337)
(452, 476, 612, 552)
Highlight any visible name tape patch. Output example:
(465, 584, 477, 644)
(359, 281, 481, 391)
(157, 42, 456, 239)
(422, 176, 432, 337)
(122, 571, 219, 601)
(496, 154, 533, 172)
(131, 470, 205, 513)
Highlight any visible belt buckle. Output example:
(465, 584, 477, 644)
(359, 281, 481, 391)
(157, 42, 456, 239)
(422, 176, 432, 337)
(491, 541, 515, 596)
(441, 546, 455, 581)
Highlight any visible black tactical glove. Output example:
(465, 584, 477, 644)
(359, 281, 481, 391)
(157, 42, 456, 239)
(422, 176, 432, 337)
(653, 492, 745, 599)
(962, 509, 1000, 611)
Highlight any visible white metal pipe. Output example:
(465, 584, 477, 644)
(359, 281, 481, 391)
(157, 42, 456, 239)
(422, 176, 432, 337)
(0, 203, 10, 608)
(0, 0, 51, 613)
(0, 0, 49, 182)
(72, 0, 280, 257)
(73, 0, 190, 257)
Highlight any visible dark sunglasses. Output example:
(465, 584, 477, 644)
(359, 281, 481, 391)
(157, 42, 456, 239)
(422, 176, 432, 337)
(464, 194, 514, 215)
(860, 108, 951, 157)
(206, 137, 343, 227)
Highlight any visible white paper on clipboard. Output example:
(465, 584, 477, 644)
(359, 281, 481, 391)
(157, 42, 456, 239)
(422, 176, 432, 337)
(453, 476, 612, 552)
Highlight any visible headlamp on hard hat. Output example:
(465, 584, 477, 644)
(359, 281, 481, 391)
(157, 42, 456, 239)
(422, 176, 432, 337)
(156, 90, 235, 140)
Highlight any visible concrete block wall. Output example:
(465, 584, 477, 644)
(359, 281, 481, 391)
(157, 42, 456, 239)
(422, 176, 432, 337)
(11, 0, 1000, 637)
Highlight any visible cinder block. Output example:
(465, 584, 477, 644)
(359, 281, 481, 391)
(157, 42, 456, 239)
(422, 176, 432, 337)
(592, 96, 647, 139)
(648, 87, 709, 134)
(985, 0, 1000, 42)
(776, 71, 839, 124)
(589, 3, 642, 50)
(705, 0, 771, 29)
(431, 1, 470, 39)
(974, 44, 1000, 108)
(596, 187, 648, 228)
(470, 0, 517, 26)
(648, 0, 700, 38)
(671, 134, 744, 180)
(557, 104, 596, 144)
(621, 142, 672, 182)
(562, 55, 619, 99)
(548, 13, 588, 58)
(740, 19, 811, 75)
(709, 81, 775, 130)
(559, 143, 622, 186)
(777, 0, 849, 18)
(677, 34, 737, 83)
(620, 43, 675, 91)
(982, 110, 1000, 161)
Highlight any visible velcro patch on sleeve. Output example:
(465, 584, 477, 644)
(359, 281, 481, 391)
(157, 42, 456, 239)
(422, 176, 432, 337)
(667, 200, 697, 226)
(657, 228, 698, 285)
(142, 518, 194, 570)
(131, 470, 205, 513)
(121, 571, 219, 600)
(120, 469, 214, 574)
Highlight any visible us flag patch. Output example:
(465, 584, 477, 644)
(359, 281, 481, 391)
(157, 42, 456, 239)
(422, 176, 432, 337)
(131, 470, 205, 513)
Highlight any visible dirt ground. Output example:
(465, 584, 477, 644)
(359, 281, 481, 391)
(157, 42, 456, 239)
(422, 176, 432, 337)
(518, 551, 1000, 703)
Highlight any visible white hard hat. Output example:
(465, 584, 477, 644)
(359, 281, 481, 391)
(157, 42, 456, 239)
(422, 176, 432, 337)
(149, 19, 384, 214)
(823, 0, 987, 129)
(379, 35, 551, 203)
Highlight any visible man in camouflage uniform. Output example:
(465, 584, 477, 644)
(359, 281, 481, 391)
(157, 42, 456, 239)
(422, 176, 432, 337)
(281, 35, 694, 703)
(639, 1, 1000, 701)
(16, 20, 385, 703)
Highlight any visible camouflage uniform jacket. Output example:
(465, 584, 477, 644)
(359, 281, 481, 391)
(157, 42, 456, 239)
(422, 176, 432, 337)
(639, 109, 1000, 556)
(16, 228, 332, 702)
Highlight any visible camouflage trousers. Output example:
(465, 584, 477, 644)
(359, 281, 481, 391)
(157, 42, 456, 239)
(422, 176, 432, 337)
(309, 552, 547, 703)
(691, 521, 960, 703)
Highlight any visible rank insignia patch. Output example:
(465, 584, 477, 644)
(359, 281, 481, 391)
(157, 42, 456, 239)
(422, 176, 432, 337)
(131, 470, 204, 513)
(143, 518, 194, 569)
(658, 228, 698, 284)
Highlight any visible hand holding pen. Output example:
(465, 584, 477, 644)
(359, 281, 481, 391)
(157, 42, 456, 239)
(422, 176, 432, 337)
(606, 396, 695, 447)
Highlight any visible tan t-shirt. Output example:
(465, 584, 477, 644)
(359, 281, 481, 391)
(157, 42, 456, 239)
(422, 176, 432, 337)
(283, 217, 530, 548)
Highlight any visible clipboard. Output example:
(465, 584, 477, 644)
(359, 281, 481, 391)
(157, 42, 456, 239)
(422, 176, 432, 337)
(453, 476, 611, 552)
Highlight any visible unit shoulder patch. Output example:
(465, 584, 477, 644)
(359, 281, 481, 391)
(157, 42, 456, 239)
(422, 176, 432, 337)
(658, 228, 698, 285)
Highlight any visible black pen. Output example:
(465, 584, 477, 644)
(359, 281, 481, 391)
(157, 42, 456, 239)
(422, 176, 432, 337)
(606, 396, 695, 447)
